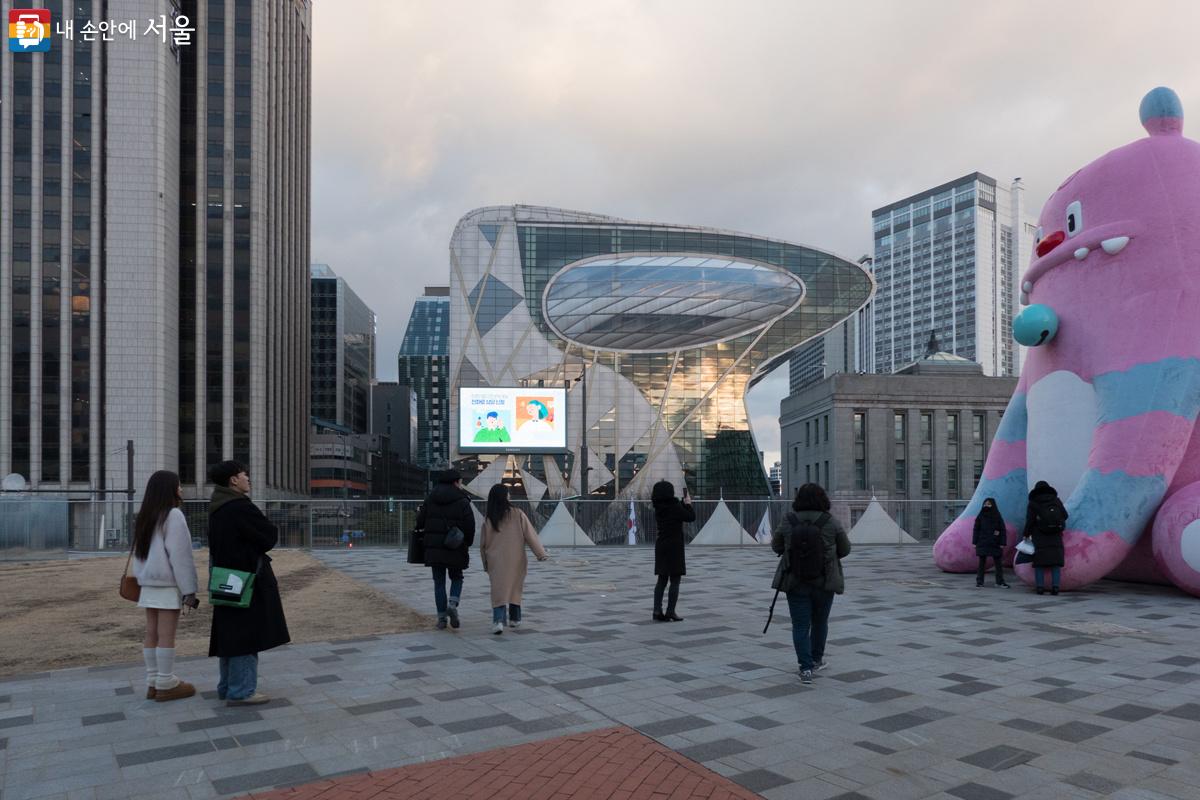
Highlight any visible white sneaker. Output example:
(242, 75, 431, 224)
(492, 622, 504, 635)
(508, 619, 521, 629)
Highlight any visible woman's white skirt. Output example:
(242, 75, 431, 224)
(137, 586, 182, 610)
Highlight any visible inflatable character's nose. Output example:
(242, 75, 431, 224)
(1036, 230, 1065, 258)
(1013, 304, 1058, 347)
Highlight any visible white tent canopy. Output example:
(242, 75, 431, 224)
(537, 503, 595, 546)
(849, 499, 919, 544)
(691, 500, 759, 545)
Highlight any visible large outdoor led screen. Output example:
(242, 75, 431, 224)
(458, 387, 569, 454)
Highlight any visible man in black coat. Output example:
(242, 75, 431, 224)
(417, 469, 476, 630)
(207, 461, 290, 705)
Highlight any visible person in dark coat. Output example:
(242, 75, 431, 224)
(651, 480, 695, 622)
(973, 497, 1009, 588)
(207, 461, 290, 706)
(416, 469, 476, 630)
(771, 483, 851, 684)
(1024, 480, 1067, 595)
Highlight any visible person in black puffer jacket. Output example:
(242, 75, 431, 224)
(972, 497, 1009, 588)
(207, 460, 290, 707)
(417, 469, 476, 630)
(1024, 480, 1068, 595)
(651, 480, 695, 622)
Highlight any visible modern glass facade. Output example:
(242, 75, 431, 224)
(310, 264, 375, 435)
(398, 288, 449, 468)
(870, 173, 1036, 377)
(1, 0, 99, 488)
(450, 206, 874, 500)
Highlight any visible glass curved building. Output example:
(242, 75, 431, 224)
(450, 206, 873, 499)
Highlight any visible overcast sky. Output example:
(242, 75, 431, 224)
(310, 1, 1200, 467)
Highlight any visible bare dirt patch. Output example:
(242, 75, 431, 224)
(0, 549, 431, 677)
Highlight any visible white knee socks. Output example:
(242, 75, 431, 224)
(143, 648, 156, 688)
(154, 648, 179, 690)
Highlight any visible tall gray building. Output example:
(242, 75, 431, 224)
(0, 0, 312, 499)
(871, 174, 1036, 377)
(310, 264, 375, 435)
(398, 287, 449, 468)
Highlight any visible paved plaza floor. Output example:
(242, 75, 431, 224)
(2, 545, 1200, 800)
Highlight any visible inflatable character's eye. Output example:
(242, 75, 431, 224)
(1034, 226, 1043, 246)
(1066, 201, 1083, 237)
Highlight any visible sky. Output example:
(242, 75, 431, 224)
(310, 0, 1200, 467)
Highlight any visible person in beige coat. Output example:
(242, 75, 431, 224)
(480, 484, 549, 634)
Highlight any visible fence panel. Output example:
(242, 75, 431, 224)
(0, 495, 976, 559)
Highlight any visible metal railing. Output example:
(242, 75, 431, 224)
(0, 496, 969, 558)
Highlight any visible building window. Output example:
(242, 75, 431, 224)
(947, 415, 959, 443)
(920, 508, 932, 537)
(824, 460, 830, 488)
(855, 459, 866, 490)
(792, 446, 798, 471)
(973, 413, 985, 443)
(853, 412, 865, 443)
(806, 421, 811, 447)
(973, 460, 984, 488)
(894, 413, 905, 443)
(823, 415, 830, 443)
(805, 464, 811, 483)
(948, 460, 959, 495)
(895, 459, 906, 491)
(851, 508, 863, 527)
(920, 412, 932, 443)
(921, 460, 932, 491)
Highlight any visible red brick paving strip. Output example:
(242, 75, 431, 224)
(246, 725, 762, 800)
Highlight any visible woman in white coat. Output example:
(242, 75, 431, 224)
(131, 470, 199, 702)
(480, 484, 549, 634)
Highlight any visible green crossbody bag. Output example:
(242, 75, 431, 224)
(208, 564, 258, 608)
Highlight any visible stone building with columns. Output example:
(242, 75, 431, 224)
(779, 344, 1017, 538)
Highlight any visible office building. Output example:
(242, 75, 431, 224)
(448, 205, 873, 500)
(397, 287, 449, 467)
(871, 174, 1036, 377)
(371, 381, 416, 463)
(0, 0, 313, 502)
(310, 264, 375, 435)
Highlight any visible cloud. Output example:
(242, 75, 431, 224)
(312, 0, 1200, 467)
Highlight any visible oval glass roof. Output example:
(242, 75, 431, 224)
(543, 254, 805, 352)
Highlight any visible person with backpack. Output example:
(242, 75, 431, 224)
(1024, 480, 1068, 595)
(417, 469, 476, 630)
(651, 480, 695, 622)
(973, 497, 1009, 588)
(771, 483, 850, 684)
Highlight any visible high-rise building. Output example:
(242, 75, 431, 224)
(371, 381, 416, 463)
(871, 174, 1036, 377)
(398, 287, 449, 467)
(310, 264, 375, 435)
(0, 0, 312, 502)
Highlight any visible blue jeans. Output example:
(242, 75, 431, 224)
(785, 586, 835, 671)
(218, 654, 258, 700)
(492, 604, 521, 624)
(1034, 566, 1061, 588)
(431, 566, 463, 615)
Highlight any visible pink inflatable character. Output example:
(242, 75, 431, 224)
(934, 87, 1200, 597)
